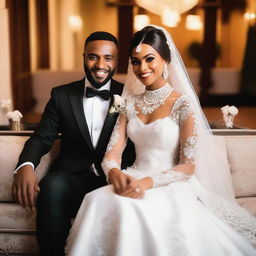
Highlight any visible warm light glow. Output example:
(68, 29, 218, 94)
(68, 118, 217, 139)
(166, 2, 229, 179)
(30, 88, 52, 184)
(186, 15, 202, 30)
(136, 0, 198, 16)
(68, 15, 83, 32)
(244, 12, 256, 21)
(134, 14, 150, 31)
(161, 9, 181, 27)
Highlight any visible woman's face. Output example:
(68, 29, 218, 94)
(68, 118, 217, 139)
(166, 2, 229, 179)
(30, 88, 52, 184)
(131, 43, 167, 89)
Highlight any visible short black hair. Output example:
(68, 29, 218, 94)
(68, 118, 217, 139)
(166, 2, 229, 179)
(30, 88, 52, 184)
(85, 31, 119, 48)
(130, 26, 171, 63)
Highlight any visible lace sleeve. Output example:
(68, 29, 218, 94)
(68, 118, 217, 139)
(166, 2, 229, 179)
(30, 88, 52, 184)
(151, 95, 198, 188)
(102, 113, 128, 182)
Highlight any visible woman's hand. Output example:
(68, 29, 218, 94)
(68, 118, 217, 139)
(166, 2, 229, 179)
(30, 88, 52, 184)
(120, 177, 153, 199)
(109, 168, 133, 194)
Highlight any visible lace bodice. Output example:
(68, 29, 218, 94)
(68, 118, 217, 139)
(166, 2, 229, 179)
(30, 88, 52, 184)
(127, 116, 179, 172)
(102, 94, 198, 187)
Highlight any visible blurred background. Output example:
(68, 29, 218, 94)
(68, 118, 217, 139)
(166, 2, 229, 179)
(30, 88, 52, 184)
(0, 0, 256, 128)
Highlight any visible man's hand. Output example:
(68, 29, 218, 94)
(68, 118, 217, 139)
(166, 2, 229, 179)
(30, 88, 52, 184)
(12, 165, 40, 209)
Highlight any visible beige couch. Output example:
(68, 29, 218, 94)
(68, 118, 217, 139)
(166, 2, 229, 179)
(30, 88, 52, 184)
(0, 132, 256, 255)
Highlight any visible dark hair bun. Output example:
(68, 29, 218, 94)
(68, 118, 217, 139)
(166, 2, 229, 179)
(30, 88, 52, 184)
(130, 26, 171, 63)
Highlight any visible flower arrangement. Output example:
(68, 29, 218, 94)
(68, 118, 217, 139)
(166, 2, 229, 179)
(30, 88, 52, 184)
(220, 105, 239, 129)
(6, 110, 23, 131)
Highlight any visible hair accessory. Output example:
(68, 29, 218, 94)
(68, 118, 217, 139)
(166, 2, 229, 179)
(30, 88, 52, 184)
(135, 34, 146, 53)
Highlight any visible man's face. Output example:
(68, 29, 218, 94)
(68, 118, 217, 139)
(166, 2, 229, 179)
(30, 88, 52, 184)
(83, 40, 118, 88)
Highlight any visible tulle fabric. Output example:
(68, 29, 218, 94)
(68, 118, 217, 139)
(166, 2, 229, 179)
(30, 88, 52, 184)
(123, 25, 235, 201)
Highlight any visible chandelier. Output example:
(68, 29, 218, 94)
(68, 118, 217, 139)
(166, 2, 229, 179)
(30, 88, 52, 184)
(135, 0, 199, 16)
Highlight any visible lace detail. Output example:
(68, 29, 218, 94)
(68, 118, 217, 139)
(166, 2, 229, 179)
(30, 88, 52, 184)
(211, 198, 256, 246)
(170, 95, 194, 125)
(183, 135, 197, 164)
(196, 185, 256, 247)
(152, 169, 190, 188)
(124, 96, 138, 120)
(106, 116, 120, 152)
(170, 95, 198, 165)
(101, 159, 120, 182)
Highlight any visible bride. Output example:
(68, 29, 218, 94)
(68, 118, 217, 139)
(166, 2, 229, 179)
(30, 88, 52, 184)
(65, 25, 256, 255)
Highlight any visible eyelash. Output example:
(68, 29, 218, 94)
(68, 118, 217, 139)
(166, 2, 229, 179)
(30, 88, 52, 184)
(131, 56, 155, 66)
(146, 57, 154, 62)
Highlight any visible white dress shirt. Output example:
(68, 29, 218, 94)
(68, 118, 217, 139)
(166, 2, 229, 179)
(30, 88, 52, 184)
(84, 79, 111, 148)
(14, 78, 111, 175)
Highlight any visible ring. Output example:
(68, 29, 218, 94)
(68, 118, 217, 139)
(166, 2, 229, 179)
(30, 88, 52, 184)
(134, 187, 141, 193)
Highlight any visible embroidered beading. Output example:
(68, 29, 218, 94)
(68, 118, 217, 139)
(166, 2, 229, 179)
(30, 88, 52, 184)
(134, 83, 173, 115)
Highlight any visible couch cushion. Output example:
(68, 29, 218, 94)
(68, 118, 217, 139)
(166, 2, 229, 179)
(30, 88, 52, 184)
(225, 136, 256, 198)
(236, 197, 256, 217)
(0, 135, 60, 201)
(0, 203, 35, 232)
(212, 136, 235, 199)
(0, 233, 39, 255)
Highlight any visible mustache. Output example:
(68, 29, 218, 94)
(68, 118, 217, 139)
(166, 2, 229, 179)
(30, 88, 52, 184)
(92, 67, 109, 73)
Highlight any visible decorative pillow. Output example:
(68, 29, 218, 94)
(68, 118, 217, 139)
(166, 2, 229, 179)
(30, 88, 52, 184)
(225, 136, 256, 198)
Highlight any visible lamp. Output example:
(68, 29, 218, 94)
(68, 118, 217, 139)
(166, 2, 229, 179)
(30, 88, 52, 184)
(134, 14, 150, 31)
(244, 12, 256, 21)
(186, 14, 202, 30)
(68, 15, 83, 32)
(161, 9, 181, 27)
(135, 0, 198, 16)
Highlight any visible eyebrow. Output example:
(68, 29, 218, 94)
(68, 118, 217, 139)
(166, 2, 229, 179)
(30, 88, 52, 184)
(87, 53, 114, 57)
(131, 53, 156, 60)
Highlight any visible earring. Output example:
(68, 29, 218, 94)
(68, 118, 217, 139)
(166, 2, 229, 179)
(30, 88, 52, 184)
(163, 64, 168, 79)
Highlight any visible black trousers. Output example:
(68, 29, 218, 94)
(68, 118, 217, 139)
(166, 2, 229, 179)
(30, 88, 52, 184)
(36, 170, 107, 256)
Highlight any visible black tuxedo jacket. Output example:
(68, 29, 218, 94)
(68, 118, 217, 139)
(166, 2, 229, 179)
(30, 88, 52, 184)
(17, 78, 135, 178)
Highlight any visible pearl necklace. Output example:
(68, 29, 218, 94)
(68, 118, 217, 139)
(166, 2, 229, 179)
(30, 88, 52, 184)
(135, 83, 173, 115)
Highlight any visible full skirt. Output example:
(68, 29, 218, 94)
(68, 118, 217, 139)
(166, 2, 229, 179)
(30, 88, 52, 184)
(65, 176, 256, 256)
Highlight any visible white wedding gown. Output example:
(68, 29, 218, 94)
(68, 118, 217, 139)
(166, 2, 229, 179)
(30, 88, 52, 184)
(66, 95, 256, 256)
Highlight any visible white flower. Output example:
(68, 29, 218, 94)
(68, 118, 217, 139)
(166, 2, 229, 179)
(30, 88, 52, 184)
(109, 95, 126, 115)
(6, 110, 23, 122)
(220, 105, 230, 115)
(221, 105, 238, 116)
(228, 106, 238, 116)
(220, 105, 238, 129)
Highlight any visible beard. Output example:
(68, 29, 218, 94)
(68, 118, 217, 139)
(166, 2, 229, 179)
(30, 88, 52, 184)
(84, 65, 115, 89)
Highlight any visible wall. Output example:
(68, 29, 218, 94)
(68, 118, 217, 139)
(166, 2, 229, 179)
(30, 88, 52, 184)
(0, 0, 13, 125)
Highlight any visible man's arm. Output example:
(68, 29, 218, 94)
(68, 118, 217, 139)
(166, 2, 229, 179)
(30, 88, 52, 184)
(13, 88, 60, 208)
(16, 88, 60, 168)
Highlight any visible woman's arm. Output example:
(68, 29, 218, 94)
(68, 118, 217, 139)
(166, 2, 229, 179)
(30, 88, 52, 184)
(149, 96, 198, 188)
(102, 113, 144, 197)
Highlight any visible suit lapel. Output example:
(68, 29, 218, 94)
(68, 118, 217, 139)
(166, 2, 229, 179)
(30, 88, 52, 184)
(95, 79, 123, 159)
(68, 79, 94, 151)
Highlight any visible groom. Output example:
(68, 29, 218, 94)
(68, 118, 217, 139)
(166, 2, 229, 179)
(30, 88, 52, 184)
(12, 31, 135, 256)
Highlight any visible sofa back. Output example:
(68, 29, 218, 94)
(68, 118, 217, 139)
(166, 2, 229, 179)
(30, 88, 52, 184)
(225, 136, 256, 198)
(0, 134, 255, 202)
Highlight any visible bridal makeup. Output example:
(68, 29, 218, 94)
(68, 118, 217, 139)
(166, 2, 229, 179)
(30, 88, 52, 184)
(131, 43, 167, 90)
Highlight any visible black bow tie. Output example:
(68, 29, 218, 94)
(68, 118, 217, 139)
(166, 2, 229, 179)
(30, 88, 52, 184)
(86, 87, 110, 100)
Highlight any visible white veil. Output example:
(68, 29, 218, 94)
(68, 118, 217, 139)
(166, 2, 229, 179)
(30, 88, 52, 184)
(123, 25, 235, 202)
